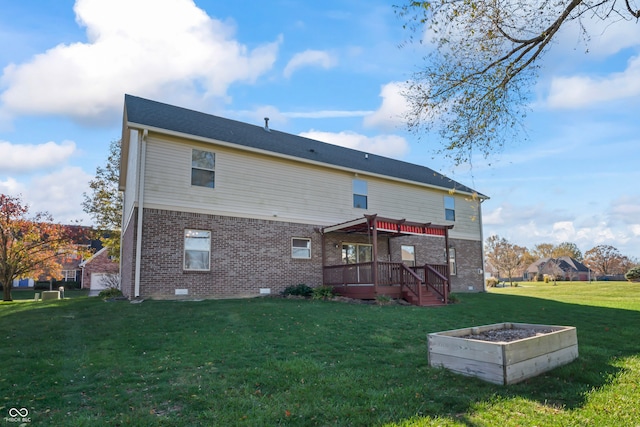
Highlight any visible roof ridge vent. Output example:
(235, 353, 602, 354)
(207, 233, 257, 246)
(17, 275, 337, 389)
(264, 117, 270, 132)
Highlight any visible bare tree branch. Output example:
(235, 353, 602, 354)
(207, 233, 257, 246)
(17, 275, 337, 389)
(396, 0, 639, 164)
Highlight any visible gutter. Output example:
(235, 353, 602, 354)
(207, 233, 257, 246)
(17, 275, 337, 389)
(478, 197, 487, 292)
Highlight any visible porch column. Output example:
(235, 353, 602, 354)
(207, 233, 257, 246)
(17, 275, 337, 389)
(444, 226, 451, 292)
(371, 216, 379, 294)
(321, 231, 326, 285)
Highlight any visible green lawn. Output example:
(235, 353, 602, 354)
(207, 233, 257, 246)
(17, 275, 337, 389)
(1, 281, 639, 426)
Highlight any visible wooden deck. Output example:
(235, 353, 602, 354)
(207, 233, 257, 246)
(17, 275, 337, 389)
(323, 262, 449, 306)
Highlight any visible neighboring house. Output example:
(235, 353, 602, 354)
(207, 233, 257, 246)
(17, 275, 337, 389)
(79, 247, 120, 291)
(524, 257, 593, 281)
(119, 95, 489, 304)
(13, 225, 99, 288)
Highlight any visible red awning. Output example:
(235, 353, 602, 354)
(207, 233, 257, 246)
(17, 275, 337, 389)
(322, 214, 451, 236)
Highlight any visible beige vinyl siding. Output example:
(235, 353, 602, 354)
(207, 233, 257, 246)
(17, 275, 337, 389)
(141, 134, 482, 241)
(122, 129, 140, 230)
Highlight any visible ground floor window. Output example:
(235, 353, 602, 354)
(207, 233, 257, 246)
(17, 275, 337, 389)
(401, 245, 416, 267)
(449, 247, 457, 276)
(184, 229, 211, 271)
(292, 238, 311, 259)
(342, 243, 372, 264)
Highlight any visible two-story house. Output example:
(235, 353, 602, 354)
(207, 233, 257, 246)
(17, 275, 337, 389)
(119, 95, 488, 304)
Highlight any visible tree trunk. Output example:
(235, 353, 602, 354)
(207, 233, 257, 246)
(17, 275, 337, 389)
(2, 281, 12, 302)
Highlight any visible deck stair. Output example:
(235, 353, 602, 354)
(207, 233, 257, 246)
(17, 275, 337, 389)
(402, 285, 446, 307)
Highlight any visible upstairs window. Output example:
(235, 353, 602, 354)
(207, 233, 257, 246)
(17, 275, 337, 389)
(291, 238, 311, 259)
(191, 149, 215, 188)
(184, 229, 211, 271)
(353, 179, 368, 209)
(444, 196, 455, 221)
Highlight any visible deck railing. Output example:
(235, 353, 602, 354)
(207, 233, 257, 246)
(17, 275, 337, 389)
(398, 263, 423, 301)
(323, 262, 448, 303)
(413, 264, 449, 304)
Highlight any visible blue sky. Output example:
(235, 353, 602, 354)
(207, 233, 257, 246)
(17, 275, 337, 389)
(0, 0, 638, 259)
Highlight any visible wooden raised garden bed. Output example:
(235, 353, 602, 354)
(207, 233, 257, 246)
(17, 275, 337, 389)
(427, 322, 578, 385)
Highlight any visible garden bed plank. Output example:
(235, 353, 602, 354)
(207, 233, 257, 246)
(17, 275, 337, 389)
(428, 322, 578, 385)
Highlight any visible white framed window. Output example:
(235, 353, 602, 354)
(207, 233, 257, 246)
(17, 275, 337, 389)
(62, 270, 77, 281)
(191, 149, 215, 188)
(444, 196, 455, 221)
(449, 247, 457, 276)
(401, 245, 416, 267)
(291, 238, 311, 259)
(353, 179, 368, 209)
(184, 229, 211, 271)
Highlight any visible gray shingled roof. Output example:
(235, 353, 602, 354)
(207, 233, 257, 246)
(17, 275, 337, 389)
(124, 94, 486, 197)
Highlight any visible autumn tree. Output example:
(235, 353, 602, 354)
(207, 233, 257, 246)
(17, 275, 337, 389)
(0, 194, 76, 301)
(532, 242, 582, 261)
(82, 139, 122, 259)
(396, 1, 640, 164)
(532, 243, 555, 260)
(485, 235, 527, 285)
(553, 242, 583, 261)
(583, 245, 624, 277)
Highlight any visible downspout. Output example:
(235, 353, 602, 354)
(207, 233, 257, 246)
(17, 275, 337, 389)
(134, 129, 148, 298)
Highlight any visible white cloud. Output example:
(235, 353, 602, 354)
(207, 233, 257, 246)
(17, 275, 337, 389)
(230, 105, 289, 129)
(556, 14, 640, 57)
(1, 166, 93, 224)
(31, 167, 93, 223)
(283, 50, 337, 78)
(547, 55, 640, 109)
(298, 130, 409, 158)
(0, 177, 22, 195)
(0, 140, 77, 173)
(610, 195, 640, 224)
(0, 0, 280, 123)
(283, 110, 374, 119)
(363, 81, 411, 131)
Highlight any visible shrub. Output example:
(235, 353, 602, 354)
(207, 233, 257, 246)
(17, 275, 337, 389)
(282, 284, 313, 297)
(35, 280, 81, 290)
(35, 281, 56, 290)
(486, 277, 499, 288)
(625, 266, 640, 282)
(99, 288, 123, 299)
(312, 285, 335, 300)
(448, 293, 460, 304)
(61, 281, 81, 290)
(375, 294, 392, 305)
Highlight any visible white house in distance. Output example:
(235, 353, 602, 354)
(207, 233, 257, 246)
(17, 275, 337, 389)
(119, 95, 489, 305)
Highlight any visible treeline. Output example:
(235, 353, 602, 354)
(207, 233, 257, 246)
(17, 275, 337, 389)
(484, 235, 639, 283)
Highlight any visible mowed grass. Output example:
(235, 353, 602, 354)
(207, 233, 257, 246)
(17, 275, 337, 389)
(1, 281, 639, 426)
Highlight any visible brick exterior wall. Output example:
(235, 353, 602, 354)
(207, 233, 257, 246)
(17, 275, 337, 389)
(130, 208, 323, 299)
(120, 207, 485, 299)
(447, 238, 484, 292)
(389, 235, 484, 292)
(81, 248, 120, 289)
